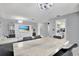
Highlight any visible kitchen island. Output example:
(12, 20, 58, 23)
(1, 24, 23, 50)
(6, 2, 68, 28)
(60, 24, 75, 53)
(13, 37, 66, 56)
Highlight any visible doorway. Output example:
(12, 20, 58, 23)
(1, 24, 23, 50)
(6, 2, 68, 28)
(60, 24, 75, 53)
(55, 19, 66, 39)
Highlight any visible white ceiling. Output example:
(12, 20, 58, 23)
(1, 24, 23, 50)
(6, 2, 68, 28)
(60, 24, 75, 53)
(0, 3, 79, 23)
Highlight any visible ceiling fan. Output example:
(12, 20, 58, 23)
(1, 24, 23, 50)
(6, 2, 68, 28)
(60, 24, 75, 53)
(39, 3, 53, 10)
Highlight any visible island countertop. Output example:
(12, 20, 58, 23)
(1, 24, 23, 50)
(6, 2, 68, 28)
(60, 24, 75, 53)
(13, 37, 66, 56)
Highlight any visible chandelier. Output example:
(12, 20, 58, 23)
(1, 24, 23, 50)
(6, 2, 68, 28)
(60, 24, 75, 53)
(39, 3, 53, 10)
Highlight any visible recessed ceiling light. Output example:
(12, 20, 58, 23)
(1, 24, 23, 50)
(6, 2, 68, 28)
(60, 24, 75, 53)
(11, 16, 32, 22)
(17, 20, 23, 23)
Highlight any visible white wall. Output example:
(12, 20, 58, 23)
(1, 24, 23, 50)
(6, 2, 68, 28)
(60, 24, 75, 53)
(0, 18, 38, 38)
(0, 19, 10, 37)
(15, 21, 38, 38)
(48, 20, 55, 37)
(49, 12, 79, 45)
(40, 23, 49, 37)
(15, 24, 32, 38)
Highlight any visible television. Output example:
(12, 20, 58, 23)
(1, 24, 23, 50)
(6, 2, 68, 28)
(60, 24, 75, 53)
(19, 25, 29, 30)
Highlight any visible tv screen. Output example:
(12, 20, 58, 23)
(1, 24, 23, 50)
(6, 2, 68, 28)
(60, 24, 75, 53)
(19, 25, 29, 30)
